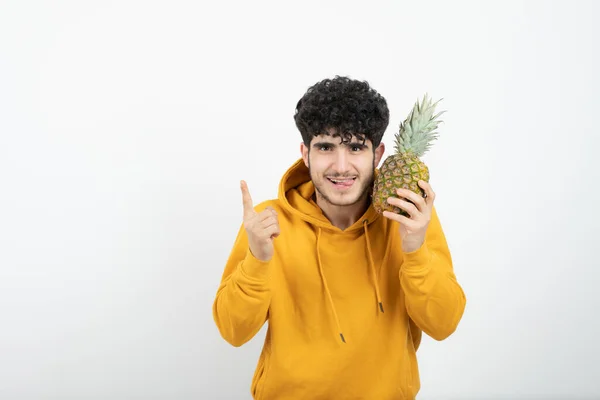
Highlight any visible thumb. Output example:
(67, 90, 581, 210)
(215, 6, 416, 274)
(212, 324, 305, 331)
(240, 180, 254, 217)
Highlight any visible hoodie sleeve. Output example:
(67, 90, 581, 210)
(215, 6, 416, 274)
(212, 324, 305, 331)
(399, 206, 466, 341)
(212, 222, 272, 347)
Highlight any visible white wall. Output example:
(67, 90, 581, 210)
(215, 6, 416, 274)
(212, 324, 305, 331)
(1, 0, 599, 399)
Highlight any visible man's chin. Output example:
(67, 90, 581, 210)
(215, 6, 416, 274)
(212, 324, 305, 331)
(317, 189, 368, 207)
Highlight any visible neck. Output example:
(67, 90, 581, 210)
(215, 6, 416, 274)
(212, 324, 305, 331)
(315, 192, 370, 230)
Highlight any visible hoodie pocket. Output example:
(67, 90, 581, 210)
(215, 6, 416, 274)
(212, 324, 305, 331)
(406, 351, 415, 398)
(251, 347, 272, 400)
(404, 321, 418, 399)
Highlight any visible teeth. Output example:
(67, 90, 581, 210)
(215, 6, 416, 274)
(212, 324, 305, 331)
(329, 178, 354, 183)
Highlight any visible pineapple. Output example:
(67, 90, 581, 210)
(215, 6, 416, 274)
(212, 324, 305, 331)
(372, 93, 445, 216)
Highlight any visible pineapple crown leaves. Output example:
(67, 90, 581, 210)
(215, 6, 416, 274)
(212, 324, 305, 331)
(393, 93, 445, 157)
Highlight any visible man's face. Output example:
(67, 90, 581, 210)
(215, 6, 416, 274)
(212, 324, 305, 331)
(301, 131, 385, 207)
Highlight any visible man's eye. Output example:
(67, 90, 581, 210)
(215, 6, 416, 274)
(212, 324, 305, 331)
(351, 146, 362, 151)
(320, 145, 331, 151)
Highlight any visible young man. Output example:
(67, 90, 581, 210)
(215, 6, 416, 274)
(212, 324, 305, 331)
(212, 76, 466, 399)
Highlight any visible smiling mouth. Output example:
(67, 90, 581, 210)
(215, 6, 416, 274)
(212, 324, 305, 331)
(327, 177, 356, 188)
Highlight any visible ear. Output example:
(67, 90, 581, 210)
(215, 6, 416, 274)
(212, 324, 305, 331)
(300, 142, 309, 167)
(374, 142, 385, 166)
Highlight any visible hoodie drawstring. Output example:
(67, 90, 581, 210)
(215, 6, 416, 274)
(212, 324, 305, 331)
(315, 221, 384, 344)
(363, 219, 384, 313)
(316, 228, 346, 343)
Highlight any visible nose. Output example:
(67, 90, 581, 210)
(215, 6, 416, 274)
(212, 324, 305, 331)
(332, 150, 350, 173)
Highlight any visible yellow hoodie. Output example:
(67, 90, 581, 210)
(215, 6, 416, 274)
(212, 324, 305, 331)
(213, 158, 466, 400)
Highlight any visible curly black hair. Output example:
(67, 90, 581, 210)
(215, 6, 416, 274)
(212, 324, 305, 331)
(293, 76, 389, 149)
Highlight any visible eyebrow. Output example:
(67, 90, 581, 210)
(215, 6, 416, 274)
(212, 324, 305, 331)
(312, 141, 368, 149)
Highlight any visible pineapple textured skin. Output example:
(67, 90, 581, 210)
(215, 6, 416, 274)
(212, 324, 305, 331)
(372, 153, 429, 217)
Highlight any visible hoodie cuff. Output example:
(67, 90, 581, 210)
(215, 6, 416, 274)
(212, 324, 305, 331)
(401, 242, 433, 274)
(239, 249, 271, 281)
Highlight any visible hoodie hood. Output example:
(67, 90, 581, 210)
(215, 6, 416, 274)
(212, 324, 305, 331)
(276, 158, 387, 343)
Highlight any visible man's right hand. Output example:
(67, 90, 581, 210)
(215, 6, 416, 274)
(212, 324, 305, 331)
(240, 180, 280, 262)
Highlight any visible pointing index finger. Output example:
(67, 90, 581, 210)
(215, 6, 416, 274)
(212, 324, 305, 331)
(240, 180, 254, 217)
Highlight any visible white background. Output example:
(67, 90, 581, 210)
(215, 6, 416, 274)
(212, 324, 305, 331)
(1, 0, 599, 399)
